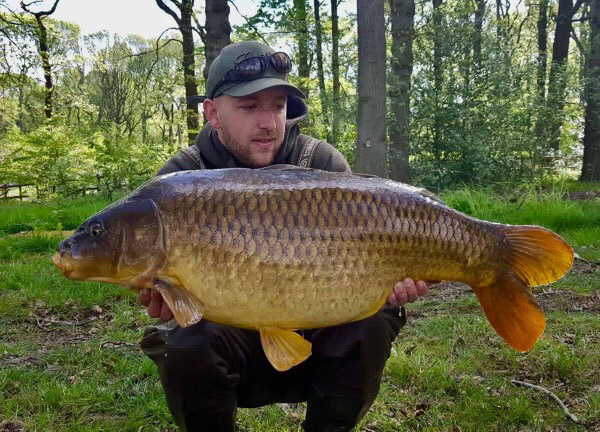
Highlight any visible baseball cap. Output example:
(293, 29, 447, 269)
(204, 41, 305, 100)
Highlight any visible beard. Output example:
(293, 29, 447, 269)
(220, 124, 281, 168)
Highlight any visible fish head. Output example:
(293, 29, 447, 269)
(52, 198, 165, 285)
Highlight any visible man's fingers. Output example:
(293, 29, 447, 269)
(392, 282, 408, 305)
(139, 288, 151, 307)
(147, 290, 162, 318)
(416, 280, 428, 296)
(402, 278, 419, 303)
(160, 300, 174, 321)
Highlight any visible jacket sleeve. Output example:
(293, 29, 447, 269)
(156, 149, 202, 176)
(310, 141, 352, 173)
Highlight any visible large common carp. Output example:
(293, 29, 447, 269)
(52, 167, 573, 371)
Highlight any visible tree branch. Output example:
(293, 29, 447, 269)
(570, 28, 586, 59)
(191, 10, 206, 44)
(572, 0, 587, 16)
(228, 0, 269, 45)
(155, 0, 181, 26)
(511, 380, 579, 423)
(20, 0, 59, 18)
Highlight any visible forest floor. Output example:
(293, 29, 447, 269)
(0, 181, 599, 431)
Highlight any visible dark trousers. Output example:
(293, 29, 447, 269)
(141, 306, 406, 432)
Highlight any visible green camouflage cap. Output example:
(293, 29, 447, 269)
(205, 41, 305, 100)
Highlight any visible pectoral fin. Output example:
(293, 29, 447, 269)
(153, 278, 204, 328)
(259, 327, 312, 372)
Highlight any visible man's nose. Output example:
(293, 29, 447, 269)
(257, 110, 276, 130)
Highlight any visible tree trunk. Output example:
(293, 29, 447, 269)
(432, 0, 443, 165)
(355, 0, 387, 177)
(155, 0, 199, 144)
(203, 0, 231, 80)
(314, 0, 331, 142)
(388, 0, 415, 183)
(537, 0, 549, 102)
(534, 0, 549, 141)
(331, 0, 340, 147)
(36, 16, 53, 120)
(473, 0, 485, 77)
(294, 0, 310, 98)
(581, 0, 600, 181)
(20, 0, 60, 121)
(546, 0, 574, 153)
(181, 0, 199, 143)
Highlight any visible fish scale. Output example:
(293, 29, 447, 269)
(157, 170, 494, 330)
(53, 166, 573, 371)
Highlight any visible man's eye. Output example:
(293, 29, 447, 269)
(241, 105, 257, 110)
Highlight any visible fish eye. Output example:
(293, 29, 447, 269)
(89, 222, 104, 237)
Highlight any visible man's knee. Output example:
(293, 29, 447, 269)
(141, 320, 234, 378)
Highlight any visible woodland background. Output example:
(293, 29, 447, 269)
(0, 0, 599, 199)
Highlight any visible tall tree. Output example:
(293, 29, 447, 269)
(195, 0, 231, 80)
(331, 0, 340, 146)
(355, 0, 387, 176)
(20, 0, 60, 120)
(581, 0, 600, 181)
(0, 11, 38, 131)
(155, 0, 199, 143)
(473, 0, 485, 77)
(534, 0, 549, 140)
(546, 0, 585, 153)
(388, 0, 415, 182)
(432, 0, 443, 167)
(293, 0, 310, 98)
(314, 0, 331, 141)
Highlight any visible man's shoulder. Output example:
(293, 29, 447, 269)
(156, 146, 205, 176)
(294, 134, 351, 173)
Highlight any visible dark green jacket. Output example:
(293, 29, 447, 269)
(157, 95, 350, 175)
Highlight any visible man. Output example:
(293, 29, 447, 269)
(140, 41, 428, 432)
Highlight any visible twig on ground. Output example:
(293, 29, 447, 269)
(34, 315, 51, 332)
(100, 341, 137, 349)
(34, 315, 95, 330)
(511, 379, 579, 423)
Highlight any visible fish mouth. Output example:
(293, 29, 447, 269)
(51, 252, 75, 278)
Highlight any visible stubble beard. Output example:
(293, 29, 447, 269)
(220, 124, 280, 168)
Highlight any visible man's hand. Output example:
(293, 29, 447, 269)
(140, 289, 173, 321)
(387, 278, 428, 307)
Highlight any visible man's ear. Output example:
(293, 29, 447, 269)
(203, 98, 221, 129)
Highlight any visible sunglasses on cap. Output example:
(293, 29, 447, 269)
(212, 52, 293, 97)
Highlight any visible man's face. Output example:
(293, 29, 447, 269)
(204, 87, 287, 168)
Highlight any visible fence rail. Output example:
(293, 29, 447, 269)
(0, 184, 33, 201)
(0, 184, 104, 201)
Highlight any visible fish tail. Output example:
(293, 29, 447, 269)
(472, 225, 574, 352)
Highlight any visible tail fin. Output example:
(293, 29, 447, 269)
(473, 226, 573, 352)
(503, 225, 574, 286)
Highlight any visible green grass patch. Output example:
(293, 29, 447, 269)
(0, 194, 121, 234)
(0, 232, 64, 260)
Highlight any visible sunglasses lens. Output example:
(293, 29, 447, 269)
(234, 57, 265, 79)
(271, 52, 292, 73)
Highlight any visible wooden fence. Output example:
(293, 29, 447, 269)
(0, 184, 33, 201)
(0, 184, 102, 201)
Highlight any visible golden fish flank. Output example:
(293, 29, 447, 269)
(52, 166, 574, 372)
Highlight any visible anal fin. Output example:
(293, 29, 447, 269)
(154, 278, 204, 327)
(259, 327, 312, 372)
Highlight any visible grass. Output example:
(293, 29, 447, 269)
(0, 183, 598, 431)
(0, 194, 120, 235)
